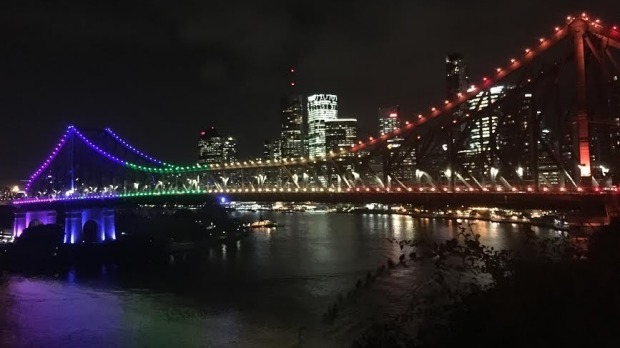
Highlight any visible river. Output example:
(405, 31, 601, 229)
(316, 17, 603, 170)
(0, 212, 558, 347)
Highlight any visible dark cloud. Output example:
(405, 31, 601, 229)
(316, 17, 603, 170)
(1, 0, 620, 185)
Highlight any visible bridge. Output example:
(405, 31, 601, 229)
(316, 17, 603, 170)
(9, 14, 620, 240)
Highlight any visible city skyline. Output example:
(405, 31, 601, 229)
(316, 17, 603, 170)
(2, 1, 620, 186)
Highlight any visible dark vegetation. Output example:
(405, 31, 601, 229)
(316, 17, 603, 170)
(344, 220, 620, 347)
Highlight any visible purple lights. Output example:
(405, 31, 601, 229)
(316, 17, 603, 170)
(24, 125, 75, 193)
(104, 128, 169, 166)
(72, 128, 127, 165)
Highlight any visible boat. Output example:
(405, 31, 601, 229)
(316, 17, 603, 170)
(246, 220, 278, 228)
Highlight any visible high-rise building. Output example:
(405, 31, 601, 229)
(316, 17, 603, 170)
(280, 95, 305, 159)
(376, 106, 414, 183)
(263, 139, 281, 161)
(307, 94, 338, 158)
(325, 118, 357, 155)
(446, 54, 469, 100)
(222, 137, 238, 163)
(460, 85, 506, 176)
(378, 106, 400, 136)
(198, 127, 223, 165)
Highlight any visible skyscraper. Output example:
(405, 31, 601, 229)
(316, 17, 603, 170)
(307, 94, 338, 157)
(280, 95, 305, 159)
(325, 118, 357, 155)
(377, 106, 414, 183)
(222, 136, 238, 163)
(198, 127, 223, 165)
(263, 139, 281, 161)
(378, 106, 400, 136)
(446, 53, 469, 100)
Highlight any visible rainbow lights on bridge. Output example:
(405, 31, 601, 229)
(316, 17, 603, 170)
(14, 13, 620, 209)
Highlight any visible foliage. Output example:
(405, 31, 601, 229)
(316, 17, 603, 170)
(350, 221, 620, 347)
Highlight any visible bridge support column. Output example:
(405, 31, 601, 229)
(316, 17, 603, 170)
(571, 19, 592, 186)
(13, 212, 26, 238)
(13, 210, 58, 239)
(65, 210, 82, 244)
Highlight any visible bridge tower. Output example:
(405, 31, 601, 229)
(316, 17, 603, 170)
(571, 18, 592, 186)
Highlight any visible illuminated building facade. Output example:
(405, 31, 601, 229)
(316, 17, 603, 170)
(198, 127, 223, 165)
(325, 118, 357, 155)
(307, 94, 338, 157)
(222, 137, 238, 163)
(280, 95, 305, 159)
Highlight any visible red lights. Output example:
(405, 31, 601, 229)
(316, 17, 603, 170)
(200, 131, 206, 135)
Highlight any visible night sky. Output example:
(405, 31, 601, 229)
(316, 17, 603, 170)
(1, 0, 620, 186)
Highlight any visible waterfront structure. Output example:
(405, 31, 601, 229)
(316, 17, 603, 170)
(16, 16, 620, 205)
(307, 94, 338, 158)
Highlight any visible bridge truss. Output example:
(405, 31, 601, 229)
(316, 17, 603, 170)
(15, 14, 620, 205)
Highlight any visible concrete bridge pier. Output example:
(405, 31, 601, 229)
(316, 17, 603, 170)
(64, 208, 116, 244)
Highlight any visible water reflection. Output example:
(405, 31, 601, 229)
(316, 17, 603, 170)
(1, 212, 559, 347)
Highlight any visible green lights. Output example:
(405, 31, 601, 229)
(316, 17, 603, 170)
(118, 189, 209, 198)
(124, 162, 209, 174)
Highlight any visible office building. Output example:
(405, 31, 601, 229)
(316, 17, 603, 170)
(198, 127, 223, 165)
(307, 94, 338, 157)
(325, 118, 357, 155)
(446, 53, 469, 100)
(222, 137, 238, 163)
(280, 95, 305, 159)
(263, 139, 281, 161)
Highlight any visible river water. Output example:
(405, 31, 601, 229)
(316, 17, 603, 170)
(0, 212, 558, 347)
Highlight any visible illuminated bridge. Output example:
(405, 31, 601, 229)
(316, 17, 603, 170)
(11, 14, 620, 229)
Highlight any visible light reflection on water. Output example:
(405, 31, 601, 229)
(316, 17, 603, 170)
(0, 213, 558, 347)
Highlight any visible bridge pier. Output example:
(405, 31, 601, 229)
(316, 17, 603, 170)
(64, 208, 116, 244)
(13, 210, 57, 238)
